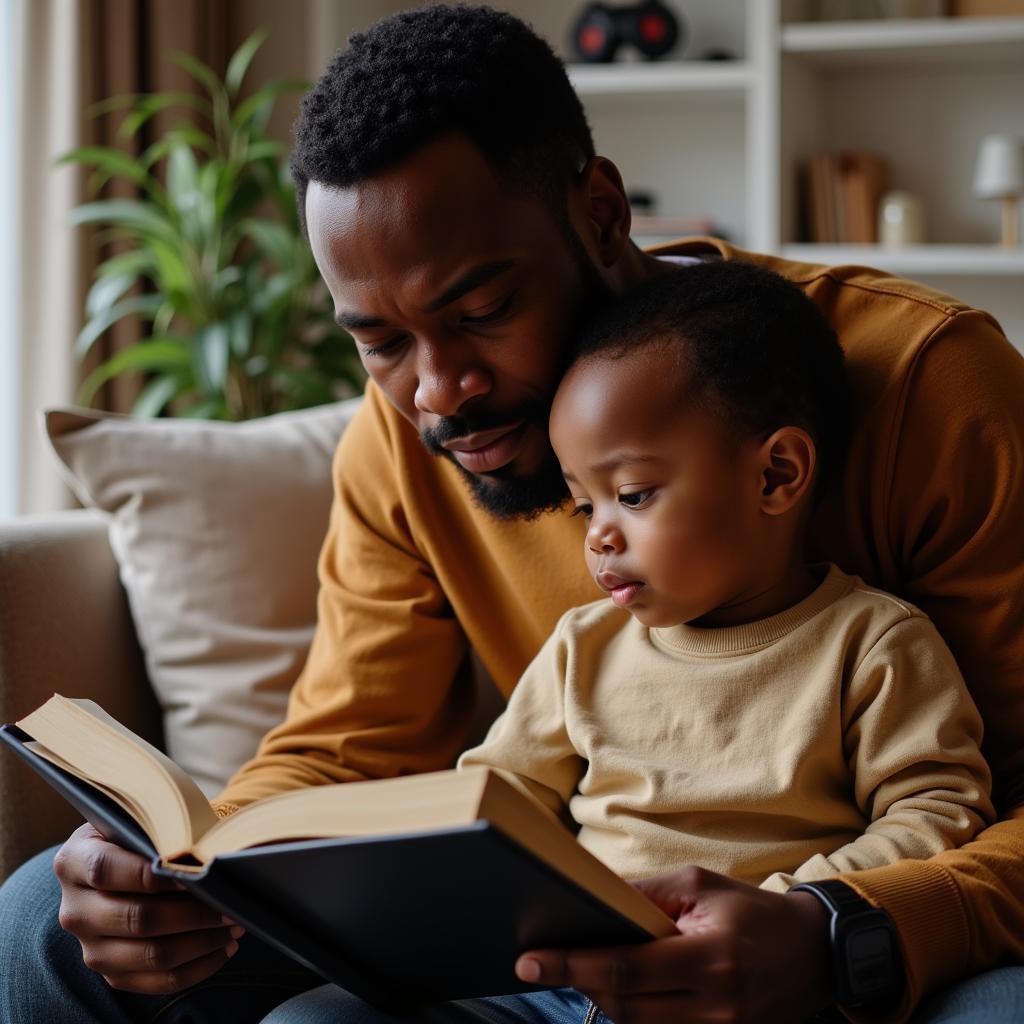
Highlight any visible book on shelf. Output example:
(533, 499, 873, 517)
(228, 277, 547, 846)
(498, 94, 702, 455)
(802, 151, 887, 245)
(1, 695, 675, 1010)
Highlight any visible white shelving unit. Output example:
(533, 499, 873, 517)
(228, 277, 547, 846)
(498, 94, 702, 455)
(781, 244, 1024, 276)
(311, 1, 1024, 347)
(780, 15, 1024, 64)
(568, 62, 754, 97)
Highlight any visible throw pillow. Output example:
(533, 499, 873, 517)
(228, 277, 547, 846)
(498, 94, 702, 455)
(44, 398, 362, 796)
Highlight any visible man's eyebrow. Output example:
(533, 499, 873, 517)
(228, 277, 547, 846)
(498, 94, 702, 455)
(335, 311, 389, 329)
(424, 260, 515, 313)
(334, 259, 516, 330)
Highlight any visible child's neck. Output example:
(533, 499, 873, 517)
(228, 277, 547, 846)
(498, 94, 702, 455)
(687, 561, 825, 629)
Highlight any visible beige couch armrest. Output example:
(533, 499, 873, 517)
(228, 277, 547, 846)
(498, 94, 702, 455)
(0, 510, 162, 880)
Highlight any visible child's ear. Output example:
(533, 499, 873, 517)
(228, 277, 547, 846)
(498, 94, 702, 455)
(757, 427, 816, 515)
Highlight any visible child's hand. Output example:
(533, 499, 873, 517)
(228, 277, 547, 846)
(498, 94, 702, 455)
(515, 865, 833, 1024)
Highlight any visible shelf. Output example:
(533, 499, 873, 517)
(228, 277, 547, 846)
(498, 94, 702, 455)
(781, 244, 1024, 276)
(781, 16, 1024, 67)
(567, 61, 753, 98)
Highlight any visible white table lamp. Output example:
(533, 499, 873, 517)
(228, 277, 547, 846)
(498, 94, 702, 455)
(973, 134, 1024, 248)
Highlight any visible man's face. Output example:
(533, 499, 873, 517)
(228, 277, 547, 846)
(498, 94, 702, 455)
(305, 133, 611, 519)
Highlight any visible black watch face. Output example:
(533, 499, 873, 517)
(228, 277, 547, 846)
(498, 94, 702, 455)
(845, 925, 894, 995)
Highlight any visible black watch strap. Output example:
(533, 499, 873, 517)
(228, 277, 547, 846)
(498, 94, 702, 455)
(791, 879, 904, 1008)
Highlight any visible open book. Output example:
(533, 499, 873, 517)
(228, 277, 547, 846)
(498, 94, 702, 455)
(2, 695, 675, 1008)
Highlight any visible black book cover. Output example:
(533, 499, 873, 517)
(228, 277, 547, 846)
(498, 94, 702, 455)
(1, 723, 656, 1010)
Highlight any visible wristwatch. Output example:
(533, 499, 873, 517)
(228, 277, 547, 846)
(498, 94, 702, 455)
(790, 879, 904, 1008)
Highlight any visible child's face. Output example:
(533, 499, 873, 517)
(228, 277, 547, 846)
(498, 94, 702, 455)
(550, 346, 771, 628)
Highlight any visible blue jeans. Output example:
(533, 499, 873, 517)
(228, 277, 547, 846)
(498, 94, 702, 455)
(2, 845, 1023, 1024)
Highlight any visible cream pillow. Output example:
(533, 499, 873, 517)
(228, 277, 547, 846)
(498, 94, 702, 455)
(44, 399, 362, 796)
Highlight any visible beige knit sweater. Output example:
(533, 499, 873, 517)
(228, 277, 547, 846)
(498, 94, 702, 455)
(460, 563, 994, 892)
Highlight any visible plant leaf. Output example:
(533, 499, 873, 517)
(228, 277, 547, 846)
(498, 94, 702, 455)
(232, 79, 308, 130)
(69, 199, 177, 245)
(153, 301, 177, 337)
(243, 140, 286, 162)
(225, 29, 268, 98)
(179, 396, 228, 420)
(85, 272, 137, 320)
(117, 91, 212, 140)
(147, 238, 196, 313)
(229, 309, 253, 358)
(74, 293, 165, 360)
(166, 142, 199, 214)
(56, 146, 152, 188)
(87, 93, 143, 117)
(239, 217, 293, 267)
(142, 127, 217, 168)
(194, 323, 231, 392)
(172, 52, 222, 100)
(76, 337, 193, 404)
(132, 372, 189, 418)
(96, 249, 154, 282)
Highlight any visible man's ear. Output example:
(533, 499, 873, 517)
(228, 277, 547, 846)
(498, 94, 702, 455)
(571, 156, 632, 268)
(757, 427, 816, 516)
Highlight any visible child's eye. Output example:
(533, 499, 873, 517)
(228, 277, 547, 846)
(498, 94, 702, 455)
(569, 502, 593, 520)
(619, 488, 654, 509)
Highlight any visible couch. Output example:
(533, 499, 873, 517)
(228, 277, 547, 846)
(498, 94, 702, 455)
(0, 399, 504, 883)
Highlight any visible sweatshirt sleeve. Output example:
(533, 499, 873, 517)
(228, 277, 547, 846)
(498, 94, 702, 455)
(761, 614, 994, 894)
(836, 310, 1024, 1021)
(458, 614, 585, 827)
(214, 384, 474, 809)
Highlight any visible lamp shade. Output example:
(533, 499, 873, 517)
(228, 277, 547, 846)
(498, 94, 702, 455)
(973, 134, 1024, 199)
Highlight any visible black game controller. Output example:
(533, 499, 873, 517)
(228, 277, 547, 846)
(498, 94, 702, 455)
(572, 1, 681, 64)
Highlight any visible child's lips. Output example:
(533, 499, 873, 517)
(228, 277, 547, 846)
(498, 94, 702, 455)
(596, 571, 646, 607)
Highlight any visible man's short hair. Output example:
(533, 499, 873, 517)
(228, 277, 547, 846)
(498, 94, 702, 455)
(291, 4, 595, 236)
(569, 261, 852, 498)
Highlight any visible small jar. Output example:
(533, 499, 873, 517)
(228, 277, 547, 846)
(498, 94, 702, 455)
(878, 191, 926, 247)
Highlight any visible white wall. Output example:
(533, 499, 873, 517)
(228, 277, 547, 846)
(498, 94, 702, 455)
(0, 0, 18, 518)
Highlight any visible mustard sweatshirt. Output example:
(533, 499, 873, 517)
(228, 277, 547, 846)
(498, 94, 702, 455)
(218, 239, 1024, 1020)
(458, 564, 994, 893)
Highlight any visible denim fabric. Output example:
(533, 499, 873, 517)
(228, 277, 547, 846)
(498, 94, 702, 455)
(2, 844, 1022, 1024)
(0, 845, 322, 1024)
(911, 967, 1024, 1023)
(260, 984, 599, 1024)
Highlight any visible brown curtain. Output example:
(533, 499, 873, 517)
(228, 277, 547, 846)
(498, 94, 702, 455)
(78, 0, 233, 414)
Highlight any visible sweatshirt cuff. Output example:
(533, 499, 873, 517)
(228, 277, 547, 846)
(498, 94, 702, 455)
(839, 861, 970, 1024)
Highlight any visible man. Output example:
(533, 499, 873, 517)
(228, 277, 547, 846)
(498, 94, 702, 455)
(2, 6, 1023, 1023)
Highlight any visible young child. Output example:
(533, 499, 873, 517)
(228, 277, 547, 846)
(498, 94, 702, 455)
(459, 260, 994, 893)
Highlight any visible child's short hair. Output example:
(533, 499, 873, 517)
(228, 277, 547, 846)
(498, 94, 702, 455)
(569, 260, 852, 498)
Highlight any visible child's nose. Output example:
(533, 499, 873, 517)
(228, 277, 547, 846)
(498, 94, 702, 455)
(587, 520, 624, 554)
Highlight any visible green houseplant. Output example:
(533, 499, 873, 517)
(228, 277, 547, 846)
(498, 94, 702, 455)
(62, 31, 363, 420)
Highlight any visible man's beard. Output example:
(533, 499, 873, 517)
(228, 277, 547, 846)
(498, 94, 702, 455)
(421, 230, 613, 521)
(421, 402, 570, 521)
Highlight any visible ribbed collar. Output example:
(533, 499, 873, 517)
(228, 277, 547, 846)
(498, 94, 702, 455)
(651, 562, 853, 656)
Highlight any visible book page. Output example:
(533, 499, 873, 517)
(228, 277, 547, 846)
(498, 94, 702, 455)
(17, 696, 218, 858)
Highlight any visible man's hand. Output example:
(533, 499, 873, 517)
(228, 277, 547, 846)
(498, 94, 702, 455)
(515, 866, 834, 1024)
(53, 823, 243, 994)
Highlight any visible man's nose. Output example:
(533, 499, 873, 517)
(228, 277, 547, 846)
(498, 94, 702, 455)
(587, 517, 625, 554)
(413, 343, 491, 417)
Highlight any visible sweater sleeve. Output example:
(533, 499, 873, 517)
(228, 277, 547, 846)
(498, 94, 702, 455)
(836, 310, 1024, 1021)
(458, 614, 585, 827)
(761, 614, 994, 894)
(214, 384, 474, 809)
